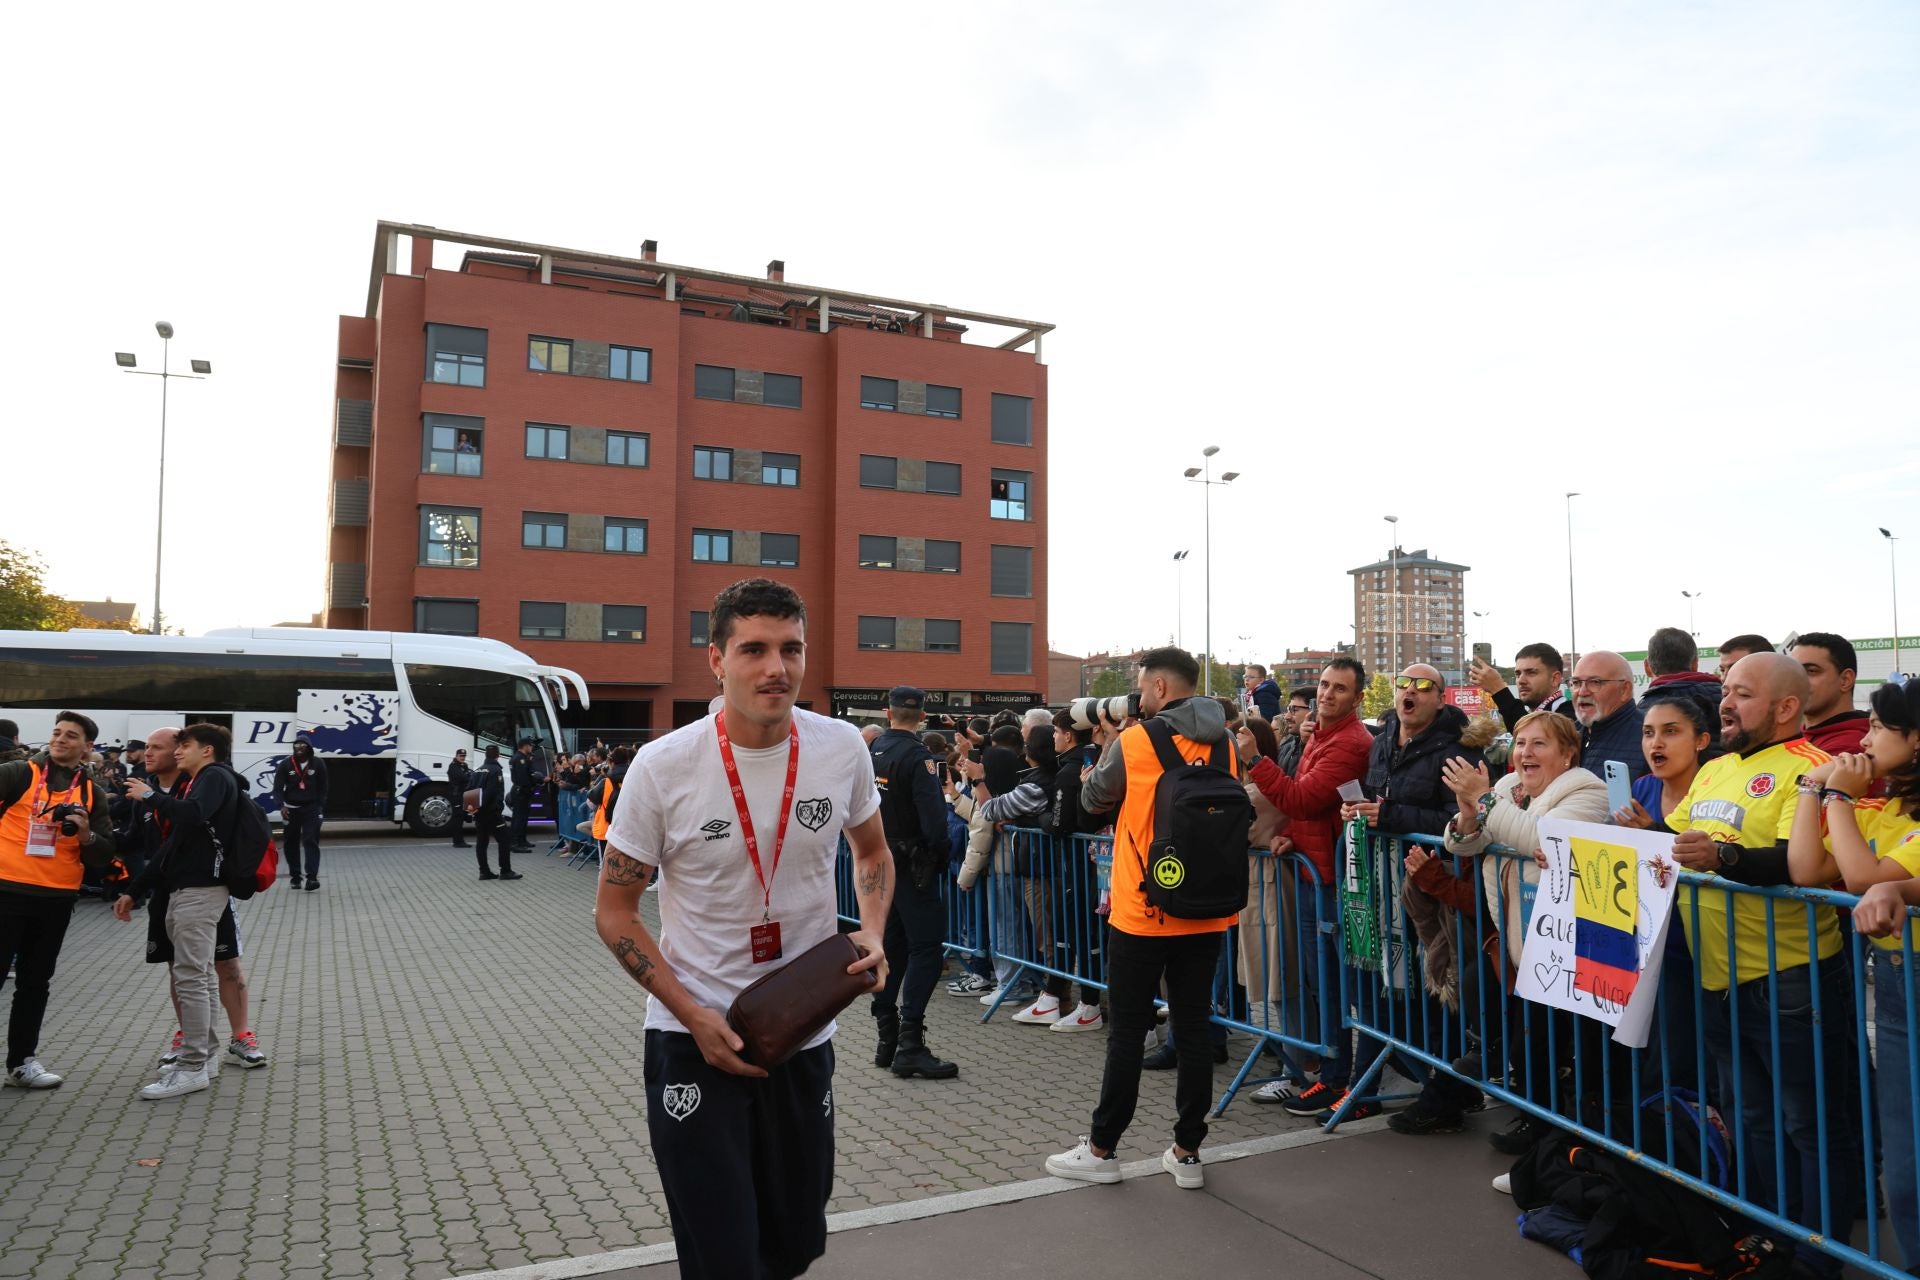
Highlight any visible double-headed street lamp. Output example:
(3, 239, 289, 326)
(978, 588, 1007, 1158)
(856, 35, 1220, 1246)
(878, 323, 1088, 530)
(1172, 550, 1190, 648)
(1883, 528, 1902, 676)
(1184, 447, 1238, 695)
(117, 322, 211, 635)
(1682, 590, 1704, 639)
(1384, 515, 1400, 674)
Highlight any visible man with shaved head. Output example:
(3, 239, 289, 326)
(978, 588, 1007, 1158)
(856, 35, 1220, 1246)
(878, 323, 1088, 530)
(1666, 651, 1858, 1270)
(1569, 650, 1646, 781)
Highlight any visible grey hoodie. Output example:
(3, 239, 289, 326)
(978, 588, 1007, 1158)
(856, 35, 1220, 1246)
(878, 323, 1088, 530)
(1082, 695, 1230, 816)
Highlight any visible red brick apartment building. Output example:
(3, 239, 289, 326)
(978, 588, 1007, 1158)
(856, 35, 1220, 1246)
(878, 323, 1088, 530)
(326, 222, 1053, 738)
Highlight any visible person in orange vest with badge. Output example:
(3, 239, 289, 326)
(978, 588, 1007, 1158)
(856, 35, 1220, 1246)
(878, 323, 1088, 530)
(0, 710, 118, 1090)
(588, 745, 634, 844)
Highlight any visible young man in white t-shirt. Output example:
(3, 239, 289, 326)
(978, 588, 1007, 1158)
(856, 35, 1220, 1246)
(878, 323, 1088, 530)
(595, 578, 894, 1280)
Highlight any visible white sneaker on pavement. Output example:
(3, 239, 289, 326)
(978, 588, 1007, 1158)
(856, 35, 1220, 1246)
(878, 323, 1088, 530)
(138, 1065, 211, 1100)
(1050, 1003, 1105, 1033)
(1012, 997, 1062, 1025)
(1162, 1146, 1204, 1189)
(1045, 1137, 1122, 1184)
(946, 974, 994, 997)
(227, 1032, 268, 1068)
(1492, 1172, 1513, 1195)
(4, 1058, 62, 1089)
(1249, 1080, 1292, 1104)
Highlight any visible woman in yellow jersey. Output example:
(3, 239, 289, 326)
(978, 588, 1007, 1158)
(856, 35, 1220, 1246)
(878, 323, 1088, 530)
(1788, 679, 1920, 1272)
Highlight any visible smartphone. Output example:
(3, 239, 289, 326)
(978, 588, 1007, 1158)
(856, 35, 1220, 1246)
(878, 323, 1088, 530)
(1604, 760, 1632, 815)
(1473, 642, 1494, 666)
(938, 762, 953, 784)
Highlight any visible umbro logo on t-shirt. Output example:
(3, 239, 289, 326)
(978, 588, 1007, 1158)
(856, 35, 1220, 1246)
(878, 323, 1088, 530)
(701, 819, 732, 842)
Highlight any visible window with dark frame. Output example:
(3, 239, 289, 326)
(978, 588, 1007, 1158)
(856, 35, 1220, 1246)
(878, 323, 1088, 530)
(607, 432, 648, 467)
(690, 611, 710, 646)
(760, 452, 799, 486)
(423, 414, 483, 476)
(858, 454, 897, 489)
(925, 384, 961, 419)
(759, 533, 799, 567)
(991, 468, 1031, 520)
(926, 619, 961, 653)
(420, 507, 480, 568)
(860, 376, 898, 411)
(609, 346, 651, 382)
(528, 336, 572, 374)
(692, 529, 732, 563)
(522, 512, 567, 550)
(762, 372, 802, 408)
(925, 461, 962, 495)
(858, 535, 897, 570)
(693, 365, 736, 400)
(991, 393, 1033, 446)
(990, 545, 1033, 597)
(857, 616, 897, 650)
(426, 325, 487, 387)
(925, 540, 961, 574)
(694, 447, 733, 481)
(604, 518, 648, 555)
(602, 605, 647, 643)
(991, 622, 1033, 674)
(415, 598, 479, 635)
(519, 601, 566, 640)
(525, 424, 570, 460)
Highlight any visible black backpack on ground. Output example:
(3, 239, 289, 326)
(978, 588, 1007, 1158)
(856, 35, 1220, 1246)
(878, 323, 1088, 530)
(1135, 719, 1252, 919)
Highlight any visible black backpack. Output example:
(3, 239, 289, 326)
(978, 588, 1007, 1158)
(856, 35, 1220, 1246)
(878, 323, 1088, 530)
(1135, 720, 1252, 919)
(211, 765, 278, 901)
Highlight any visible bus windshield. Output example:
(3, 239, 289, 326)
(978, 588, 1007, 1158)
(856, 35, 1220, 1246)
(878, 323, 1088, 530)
(402, 664, 552, 752)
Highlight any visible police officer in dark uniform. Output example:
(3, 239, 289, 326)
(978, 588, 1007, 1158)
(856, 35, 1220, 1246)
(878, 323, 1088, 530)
(867, 686, 959, 1080)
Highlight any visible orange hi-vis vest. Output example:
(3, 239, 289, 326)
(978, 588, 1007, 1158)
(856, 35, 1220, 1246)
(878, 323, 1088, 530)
(1108, 724, 1240, 938)
(0, 762, 94, 893)
(592, 777, 619, 841)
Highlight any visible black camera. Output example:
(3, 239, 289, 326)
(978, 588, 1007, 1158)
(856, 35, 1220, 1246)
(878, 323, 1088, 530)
(44, 803, 87, 837)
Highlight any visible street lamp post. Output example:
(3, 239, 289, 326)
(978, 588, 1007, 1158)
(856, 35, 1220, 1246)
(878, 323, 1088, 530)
(117, 323, 211, 635)
(1682, 590, 1703, 639)
(1565, 493, 1581, 659)
(1883, 528, 1902, 676)
(1472, 610, 1492, 649)
(1172, 550, 1190, 648)
(1184, 448, 1239, 695)
(1384, 515, 1400, 675)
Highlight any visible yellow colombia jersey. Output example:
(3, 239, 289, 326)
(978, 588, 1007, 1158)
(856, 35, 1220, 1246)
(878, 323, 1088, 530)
(1671, 736, 1840, 990)
(1829, 797, 1920, 952)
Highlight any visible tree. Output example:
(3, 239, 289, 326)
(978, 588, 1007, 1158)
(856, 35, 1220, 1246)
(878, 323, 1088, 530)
(0, 541, 84, 632)
(1204, 659, 1236, 698)
(1087, 667, 1129, 698)
(1361, 672, 1395, 720)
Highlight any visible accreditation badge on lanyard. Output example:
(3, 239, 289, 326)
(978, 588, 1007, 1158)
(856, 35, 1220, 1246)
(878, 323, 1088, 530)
(715, 710, 801, 964)
(26, 775, 78, 858)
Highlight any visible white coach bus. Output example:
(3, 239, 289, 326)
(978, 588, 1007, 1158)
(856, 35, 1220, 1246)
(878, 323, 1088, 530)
(0, 628, 588, 838)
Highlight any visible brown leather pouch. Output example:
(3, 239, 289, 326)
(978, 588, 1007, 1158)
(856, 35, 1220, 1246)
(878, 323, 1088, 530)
(725, 933, 878, 1067)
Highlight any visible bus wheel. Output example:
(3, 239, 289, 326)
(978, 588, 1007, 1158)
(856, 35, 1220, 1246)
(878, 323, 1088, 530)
(407, 787, 456, 838)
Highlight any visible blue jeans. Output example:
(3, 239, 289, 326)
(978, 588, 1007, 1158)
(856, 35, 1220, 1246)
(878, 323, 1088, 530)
(1699, 957, 1860, 1274)
(1876, 952, 1920, 1274)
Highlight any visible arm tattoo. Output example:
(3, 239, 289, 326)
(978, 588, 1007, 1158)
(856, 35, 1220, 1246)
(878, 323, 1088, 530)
(604, 850, 654, 888)
(857, 861, 890, 898)
(613, 936, 656, 988)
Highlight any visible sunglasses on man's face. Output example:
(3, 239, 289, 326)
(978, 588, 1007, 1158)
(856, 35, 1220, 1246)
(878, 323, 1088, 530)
(1394, 677, 1440, 693)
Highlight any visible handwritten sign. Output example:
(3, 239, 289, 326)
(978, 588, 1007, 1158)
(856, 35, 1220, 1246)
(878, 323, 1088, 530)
(1514, 818, 1679, 1047)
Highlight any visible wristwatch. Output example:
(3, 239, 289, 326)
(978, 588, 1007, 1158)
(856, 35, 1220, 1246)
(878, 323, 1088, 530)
(1715, 841, 1740, 868)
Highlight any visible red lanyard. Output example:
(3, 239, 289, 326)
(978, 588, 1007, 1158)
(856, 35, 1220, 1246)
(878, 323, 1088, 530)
(289, 757, 308, 785)
(30, 767, 83, 821)
(714, 710, 800, 924)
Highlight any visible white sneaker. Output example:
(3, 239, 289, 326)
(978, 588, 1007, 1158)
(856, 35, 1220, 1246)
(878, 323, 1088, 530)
(227, 1032, 268, 1068)
(1012, 998, 1062, 1025)
(946, 974, 994, 997)
(4, 1058, 62, 1089)
(1249, 1080, 1292, 1104)
(1162, 1146, 1204, 1189)
(1492, 1172, 1513, 1195)
(1045, 1137, 1121, 1184)
(1051, 1003, 1106, 1033)
(138, 1065, 210, 1100)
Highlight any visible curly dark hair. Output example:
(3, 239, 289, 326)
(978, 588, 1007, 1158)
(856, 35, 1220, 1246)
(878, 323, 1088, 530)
(708, 578, 807, 651)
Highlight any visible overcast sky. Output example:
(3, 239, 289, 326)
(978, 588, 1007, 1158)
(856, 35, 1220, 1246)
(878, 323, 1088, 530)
(6, 2, 1916, 669)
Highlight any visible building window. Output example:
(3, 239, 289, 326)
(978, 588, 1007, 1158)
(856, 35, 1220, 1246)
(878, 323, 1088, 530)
(860, 376, 898, 411)
(607, 432, 649, 467)
(609, 345, 651, 382)
(426, 325, 486, 386)
(694, 364, 736, 400)
(602, 605, 647, 643)
(692, 529, 732, 563)
(420, 507, 480, 568)
(858, 454, 897, 489)
(522, 512, 567, 550)
(925, 384, 961, 419)
(991, 622, 1033, 675)
(858, 616, 896, 650)
(858, 535, 897, 570)
(991, 469, 1031, 521)
(520, 601, 566, 640)
(761, 452, 800, 486)
(991, 545, 1033, 597)
(415, 598, 479, 636)
(926, 540, 961, 574)
(759, 533, 799, 567)
(694, 447, 733, 481)
(689, 611, 710, 647)
(528, 336, 572, 374)
(926, 461, 962, 495)
(604, 518, 648, 555)
(423, 414, 483, 476)
(926, 619, 961, 653)
(763, 373, 802, 408)
(526, 424, 570, 460)
(991, 393, 1033, 446)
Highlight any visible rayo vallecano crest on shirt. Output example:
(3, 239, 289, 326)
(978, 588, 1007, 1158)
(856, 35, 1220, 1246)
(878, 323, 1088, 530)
(604, 707, 878, 1049)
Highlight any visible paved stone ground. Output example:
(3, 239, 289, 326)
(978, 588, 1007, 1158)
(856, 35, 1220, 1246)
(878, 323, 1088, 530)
(0, 837, 1334, 1280)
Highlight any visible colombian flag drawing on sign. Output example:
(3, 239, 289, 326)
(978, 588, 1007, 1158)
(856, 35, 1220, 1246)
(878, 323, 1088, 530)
(1572, 838, 1638, 1007)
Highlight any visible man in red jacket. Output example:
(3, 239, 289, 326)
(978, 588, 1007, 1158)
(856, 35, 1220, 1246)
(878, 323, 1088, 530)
(1231, 657, 1375, 1111)
(1791, 632, 1868, 755)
